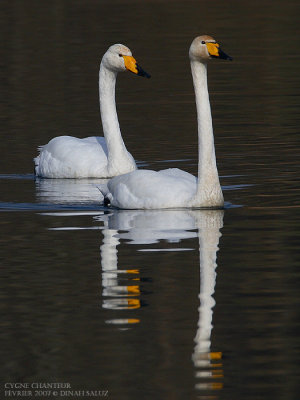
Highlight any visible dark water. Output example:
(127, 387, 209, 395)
(1, 1, 299, 399)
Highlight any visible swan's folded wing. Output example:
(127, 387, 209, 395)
(35, 136, 109, 178)
(107, 169, 197, 209)
(158, 168, 197, 183)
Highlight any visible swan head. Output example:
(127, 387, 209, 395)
(189, 35, 232, 62)
(102, 44, 150, 78)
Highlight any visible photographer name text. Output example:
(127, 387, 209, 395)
(4, 383, 108, 397)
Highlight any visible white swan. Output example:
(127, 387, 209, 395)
(102, 35, 232, 209)
(34, 44, 150, 178)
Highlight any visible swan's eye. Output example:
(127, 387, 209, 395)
(118, 54, 123, 57)
(201, 41, 206, 44)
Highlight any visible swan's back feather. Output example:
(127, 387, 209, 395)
(34, 136, 110, 178)
(158, 168, 197, 183)
(108, 169, 197, 209)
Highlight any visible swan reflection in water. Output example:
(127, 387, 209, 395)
(100, 221, 141, 326)
(96, 209, 224, 394)
(35, 177, 107, 204)
(97, 210, 201, 327)
(37, 181, 224, 394)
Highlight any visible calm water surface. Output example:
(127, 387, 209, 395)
(1, 1, 299, 399)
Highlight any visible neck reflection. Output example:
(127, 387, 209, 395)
(98, 207, 224, 394)
(192, 211, 224, 394)
(100, 221, 141, 324)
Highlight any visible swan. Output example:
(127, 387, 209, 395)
(101, 35, 232, 209)
(34, 44, 150, 178)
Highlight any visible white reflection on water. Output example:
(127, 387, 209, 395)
(192, 210, 224, 394)
(96, 209, 198, 246)
(96, 209, 224, 393)
(40, 188, 224, 392)
(96, 210, 201, 325)
(100, 224, 141, 316)
(35, 177, 106, 204)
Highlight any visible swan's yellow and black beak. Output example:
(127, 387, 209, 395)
(123, 55, 151, 78)
(206, 43, 233, 61)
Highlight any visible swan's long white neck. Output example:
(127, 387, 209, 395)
(190, 61, 223, 207)
(99, 63, 136, 175)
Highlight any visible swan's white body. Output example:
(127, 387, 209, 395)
(103, 35, 232, 209)
(35, 136, 111, 178)
(34, 44, 149, 178)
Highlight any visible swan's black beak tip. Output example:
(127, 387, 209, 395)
(136, 64, 151, 78)
(140, 71, 151, 79)
(219, 48, 233, 61)
(211, 48, 233, 61)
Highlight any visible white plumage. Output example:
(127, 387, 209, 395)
(34, 44, 150, 178)
(35, 136, 109, 178)
(105, 168, 197, 209)
(102, 35, 232, 209)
